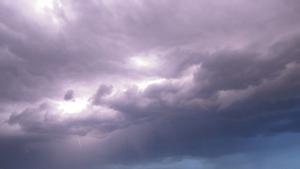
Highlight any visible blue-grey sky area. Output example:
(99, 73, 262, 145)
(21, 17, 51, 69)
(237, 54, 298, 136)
(0, 0, 300, 169)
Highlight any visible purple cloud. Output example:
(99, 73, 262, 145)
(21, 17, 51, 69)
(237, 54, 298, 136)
(0, 0, 300, 169)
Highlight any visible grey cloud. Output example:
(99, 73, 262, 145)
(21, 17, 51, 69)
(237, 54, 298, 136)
(98, 35, 300, 163)
(1, 0, 299, 104)
(93, 84, 113, 105)
(64, 89, 74, 101)
(193, 35, 300, 97)
(1, 0, 300, 168)
(8, 101, 122, 138)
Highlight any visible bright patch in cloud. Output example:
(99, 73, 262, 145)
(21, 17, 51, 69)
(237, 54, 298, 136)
(130, 54, 158, 69)
(58, 98, 89, 114)
(32, 0, 64, 29)
(34, 0, 55, 14)
(137, 78, 166, 90)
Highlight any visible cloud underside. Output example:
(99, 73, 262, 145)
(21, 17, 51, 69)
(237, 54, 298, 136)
(0, 0, 300, 168)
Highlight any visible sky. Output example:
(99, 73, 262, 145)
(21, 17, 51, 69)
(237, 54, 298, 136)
(0, 0, 300, 169)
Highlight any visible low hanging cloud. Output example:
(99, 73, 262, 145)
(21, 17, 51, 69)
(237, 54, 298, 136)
(0, 0, 300, 169)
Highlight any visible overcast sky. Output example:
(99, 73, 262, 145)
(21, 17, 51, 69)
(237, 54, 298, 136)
(0, 0, 300, 169)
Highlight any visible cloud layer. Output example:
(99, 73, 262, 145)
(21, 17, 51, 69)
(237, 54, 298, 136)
(0, 0, 300, 169)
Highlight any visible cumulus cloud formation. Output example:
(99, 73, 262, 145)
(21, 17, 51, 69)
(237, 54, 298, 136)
(0, 0, 300, 169)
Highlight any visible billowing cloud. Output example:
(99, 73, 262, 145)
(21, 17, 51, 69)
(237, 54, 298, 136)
(0, 0, 300, 169)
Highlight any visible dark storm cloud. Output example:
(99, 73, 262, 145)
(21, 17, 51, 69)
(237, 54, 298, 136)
(195, 37, 300, 96)
(97, 34, 300, 163)
(1, 0, 300, 169)
(0, 0, 132, 103)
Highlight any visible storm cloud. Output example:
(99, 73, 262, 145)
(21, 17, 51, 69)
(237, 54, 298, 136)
(0, 0, 300, 169)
